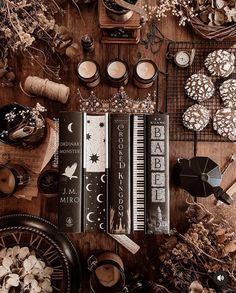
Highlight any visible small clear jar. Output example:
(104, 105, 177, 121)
(106, 59, 129, 87)
(77, 60, 101, 88)
(133, 60, 158, 89)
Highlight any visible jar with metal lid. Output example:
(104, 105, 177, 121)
(0, 163, 30, 198)
(88, 251, 127, 293)
(133, 60, 158, 89)
(106, 59, 129, 87)
(77, 60, 101, 88)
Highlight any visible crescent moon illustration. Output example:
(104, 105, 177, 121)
(101, 174, 106, 183)
(87, 212, 95, 223)
(97, 193, 103, 203)
(68, 123, 73, 133)
(86, 183, 92, 192)
(99, 222, 105, 230)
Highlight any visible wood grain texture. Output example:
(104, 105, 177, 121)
(0, 1, 235, 291)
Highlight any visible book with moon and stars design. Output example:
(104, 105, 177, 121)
(58, 112, 83, 233)
(106, 114, 132, 234)
(83, 114, 106, 232)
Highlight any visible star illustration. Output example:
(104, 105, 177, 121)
(99, 122, 104, 127)
(86, 133, 91, 140)
(89, 153, 100, 163)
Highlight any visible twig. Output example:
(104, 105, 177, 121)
(71, 0, 85, 26)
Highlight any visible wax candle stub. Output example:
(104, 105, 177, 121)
(95, 264, 121, 287)
(106, 60, 129, 87)
(0, 167, 15, 194)
(107, 61, 126, 79)
(133, 60, 158, 89)
(136, 61, 156, 80)
(78, 61, 97, 78)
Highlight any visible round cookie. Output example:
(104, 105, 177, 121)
(213, 108, 236, 140)
(205, 50, 235, 77)
(185, 74, 215, 102)
(219, 79, 236, 108)
(182, 104, 210, 131)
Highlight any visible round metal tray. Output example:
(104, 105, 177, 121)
(0, 214, 81, 293)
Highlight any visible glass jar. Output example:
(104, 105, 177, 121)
(106, 59, 129, 87)
(77, 60, 101, 88)
(88, 251, 127, 293)
(0, 163, 30, 198)
(133, 60, 158, 89)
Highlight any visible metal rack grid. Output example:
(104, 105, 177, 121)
(166, 41, 236, 142)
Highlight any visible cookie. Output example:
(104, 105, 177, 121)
(205, 50, 235, 77)
(182, 104, 210, 131)
(213, 108, 236, 140)
(185, 74, 215, 102)
(219, 79, 236, 108)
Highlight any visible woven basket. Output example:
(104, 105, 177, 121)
(182, 5, 236, 41)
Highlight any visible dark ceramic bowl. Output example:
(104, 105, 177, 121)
(0, 103, 47, 149)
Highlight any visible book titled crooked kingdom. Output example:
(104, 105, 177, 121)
(106, 114, 131, 234)
(58, 112, 83, 233)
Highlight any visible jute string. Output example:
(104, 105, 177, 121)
(24, 76, 70, 104)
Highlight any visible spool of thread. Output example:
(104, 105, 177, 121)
(24, 76, 70, 104)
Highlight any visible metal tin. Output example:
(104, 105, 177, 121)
(133, 59, 158, 89)
(0, 163, 30, 198)
(77, 60, 101, 88)
(106, 59, 129, 87)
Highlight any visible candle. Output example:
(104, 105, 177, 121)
(89, 251, 125, 292)
(77, 60, 100, 88)
(0, 164, 30, 198)
(106, 60, 129, 87)
(0, 166, 16, 195)
(133, 60, 158, 89)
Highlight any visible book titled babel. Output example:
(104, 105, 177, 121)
(58, 112, 83, 233)
(106, 114, 131, 234)
(145, 113, 170, 234)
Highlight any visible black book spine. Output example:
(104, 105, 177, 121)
(58, 112, 83, 233)
(145, 113, 170, 234)
(107, 114, 131, 234)
(83, 113, 106, 232)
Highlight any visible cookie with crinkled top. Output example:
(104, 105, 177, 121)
(185, 74, 215, 102)
(182, 104, 210, 131)
(205, 50, 235, 77)
(219, 79, 236, 108)
(213, 108, 236, 140)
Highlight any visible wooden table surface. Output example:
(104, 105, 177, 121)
(0, 1, 236, 292)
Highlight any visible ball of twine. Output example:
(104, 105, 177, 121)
(24, 76, 70, 104)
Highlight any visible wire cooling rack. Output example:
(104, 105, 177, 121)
(166, 41, 236, 142)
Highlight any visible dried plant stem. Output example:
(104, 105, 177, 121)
(72, 0, 85, 26)
(185, 195, 215, 222)
(5, 1, 23, 42)
(153, 284, 171, 293)
(177, 232, 227, 264)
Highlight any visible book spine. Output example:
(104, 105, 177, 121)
(107, 114, 131, 234)
(58, 112, 83, 233)
(145, 113, 170, 234)
(83, 113, 106, 232)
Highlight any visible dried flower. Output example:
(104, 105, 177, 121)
(142, 0, 196, 25)
(158, 201, 236, 291)
(0, 246, 53, 292)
